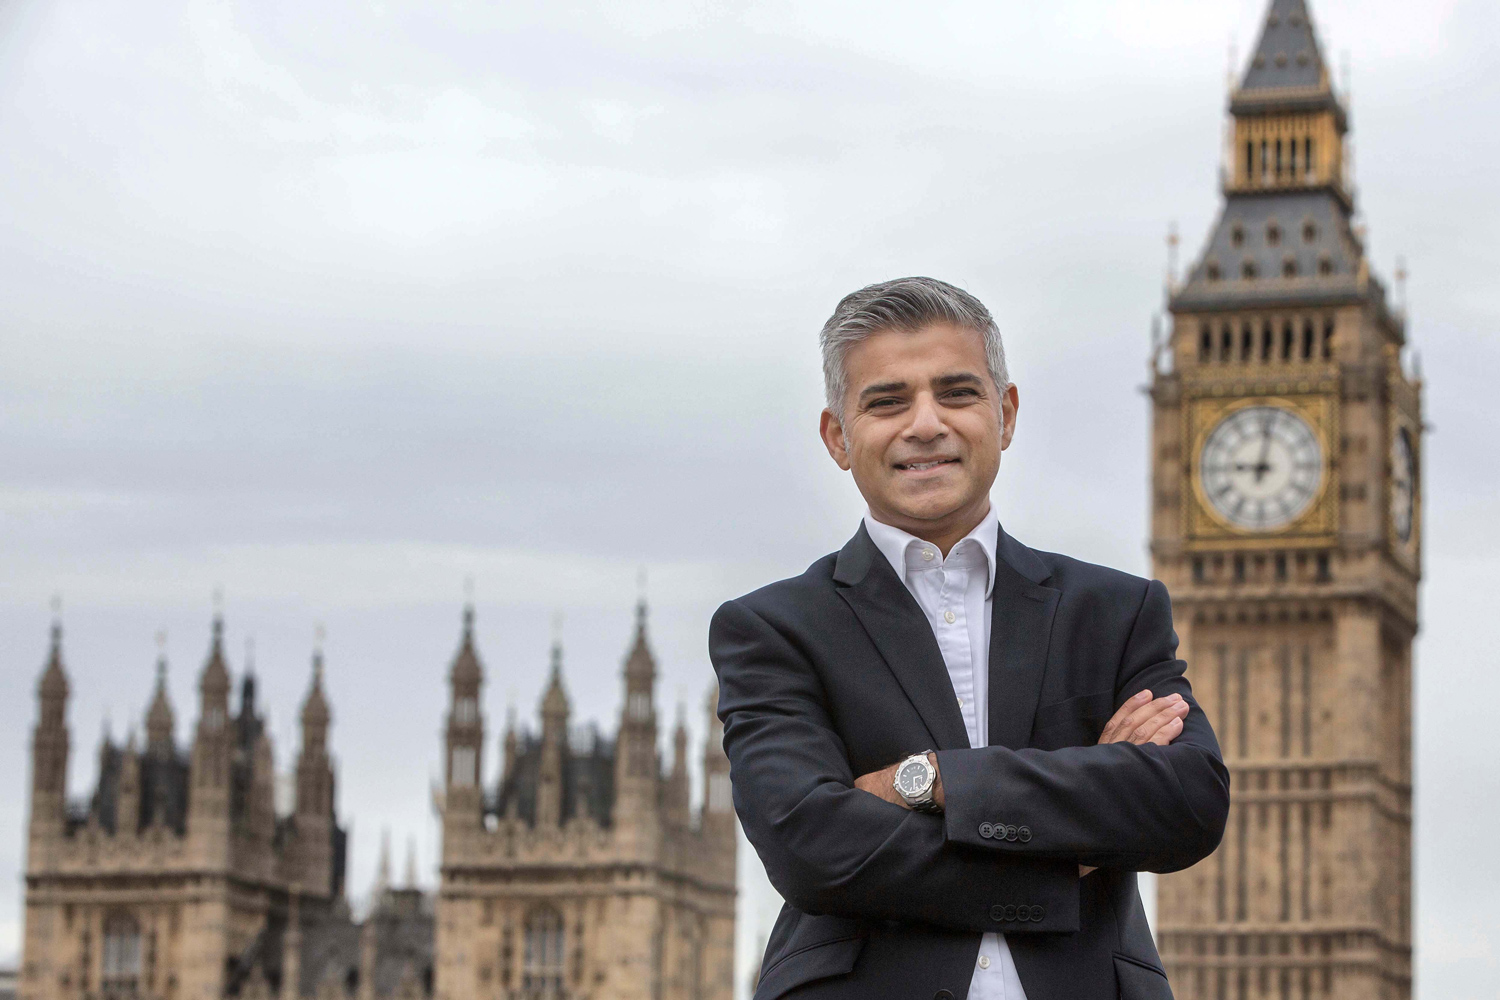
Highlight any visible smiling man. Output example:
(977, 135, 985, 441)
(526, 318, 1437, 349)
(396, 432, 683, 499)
(710, 277, 1229, 1000)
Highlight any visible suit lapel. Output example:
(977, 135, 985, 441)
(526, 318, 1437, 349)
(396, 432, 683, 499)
(987, 526, 1061, 750)
(834, 526, 970, 752)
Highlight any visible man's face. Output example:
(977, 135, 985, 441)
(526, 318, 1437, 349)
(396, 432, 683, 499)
(820, 322, 1018, 541)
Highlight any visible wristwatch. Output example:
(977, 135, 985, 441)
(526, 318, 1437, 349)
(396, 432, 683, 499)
(892, 751, 942, 813)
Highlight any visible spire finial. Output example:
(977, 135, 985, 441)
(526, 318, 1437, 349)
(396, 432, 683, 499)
(1166, 221, 1180, 291)
(312, 623, 326, 683)
(212, 586, 224, 630)
(244, 636, 255, 674)
(155, 629, 169, 682)
(1395, 257, 1408, 313)
(49, 594, 63, 648)
(637, 566, 648, 617)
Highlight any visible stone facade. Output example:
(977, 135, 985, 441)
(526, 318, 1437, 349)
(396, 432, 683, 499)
(1152, 3, 1420, 998)
(20, 617, 432, 1000)
(434, 602, 736, 1000)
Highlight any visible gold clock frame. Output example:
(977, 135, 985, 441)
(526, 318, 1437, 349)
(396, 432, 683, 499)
(1185, 393, 1339, 549)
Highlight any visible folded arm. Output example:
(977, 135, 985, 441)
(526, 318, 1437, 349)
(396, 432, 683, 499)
(711, 598, 1080, 935)
(936, 579, 1231, 873)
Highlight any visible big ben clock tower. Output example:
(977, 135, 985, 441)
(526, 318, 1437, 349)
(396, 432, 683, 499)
(1151, 2, 1422, 999)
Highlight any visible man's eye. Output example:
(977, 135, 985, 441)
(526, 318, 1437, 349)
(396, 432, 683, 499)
(945, 388, 978, 399)
(868, 398, 901, 409)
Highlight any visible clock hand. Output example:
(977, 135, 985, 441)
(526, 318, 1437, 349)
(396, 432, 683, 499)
(1254, 418, 1275, 482)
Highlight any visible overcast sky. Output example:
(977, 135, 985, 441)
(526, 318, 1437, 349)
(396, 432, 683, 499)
(1, 0, 1496, 996)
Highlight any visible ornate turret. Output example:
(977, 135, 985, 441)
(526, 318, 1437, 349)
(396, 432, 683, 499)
(536, 642, 570, 827)
(615, 598, 658, 783)
(30, 616, 71, 842)
(295, 639, 337, 895)
(188, 611, 235, 855)
(443, 603, 485, 823)
(665, 702, 691, 828)
(118, 731, 142, 836)
(145, 637, 175, 757)
(700, 683, 734, 842)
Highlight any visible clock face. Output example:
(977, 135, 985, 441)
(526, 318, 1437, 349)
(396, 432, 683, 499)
(1391, 425, 1415, 544)
(1199, 405, 1323, 530)
(896, 760, 930, 796)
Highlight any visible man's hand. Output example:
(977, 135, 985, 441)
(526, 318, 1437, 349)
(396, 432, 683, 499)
(853, 752, 943, 810)
(1098, 689, 1189, 747)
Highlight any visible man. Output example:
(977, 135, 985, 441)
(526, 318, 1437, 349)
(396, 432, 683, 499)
(710, 277, 1229, 1000)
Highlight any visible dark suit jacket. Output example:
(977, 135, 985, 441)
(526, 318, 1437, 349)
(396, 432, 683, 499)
(709, 524, 1230, 1000)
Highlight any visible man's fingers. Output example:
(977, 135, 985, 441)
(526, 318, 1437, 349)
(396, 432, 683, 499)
(1128, 699, 1189, 745)
(1100, 693, 1186, 745)
(1147, 716, 1185, 746)
(1099, 689, 1152, 742)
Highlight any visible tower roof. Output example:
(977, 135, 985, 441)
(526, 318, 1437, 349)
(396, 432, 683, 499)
(1240, 0, 1329, 95)
(449, 605, 483, 686)
(39, 620, 69, 700)
(146, 653, 175, 750)
(301, 648, 331, 730)
(622, 598, 656, 683)
(200, 615, 231, 695)
(541, 642, 569, 721)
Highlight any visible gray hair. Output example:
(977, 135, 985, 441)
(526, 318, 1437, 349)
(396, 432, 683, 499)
(819, 276, 1010, 421)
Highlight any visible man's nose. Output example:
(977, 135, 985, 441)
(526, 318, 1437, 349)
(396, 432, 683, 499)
(903, 393, 947, 441)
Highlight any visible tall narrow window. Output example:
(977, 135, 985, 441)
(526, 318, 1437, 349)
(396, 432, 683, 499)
(1289, 138, 1298, 176)
(1240, 322, 1254, 362)
(1305, 138, 1314, 179)
(1321, 318, 1335, 359)
(1220, 324, 1233, 363)
(102, 913, 142, 998)
(523, 907, 566, 997)
(1246, 141, 1255, 183)
(1261, 320, 1274, 361)
(1275, 138, 1284, 177)
(1260, 140, 1269, 181)
(1199, 323, 1212, 363)
(450, 746, 476, 788)
(1281, 321, 1295, 360)
(1302, 319, 1315, 359)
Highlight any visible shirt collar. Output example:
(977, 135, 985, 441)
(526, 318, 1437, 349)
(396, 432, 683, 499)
(863, 505, 999, 599)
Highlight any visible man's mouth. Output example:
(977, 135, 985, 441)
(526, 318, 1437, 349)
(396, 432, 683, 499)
(894, 458, 960, 472)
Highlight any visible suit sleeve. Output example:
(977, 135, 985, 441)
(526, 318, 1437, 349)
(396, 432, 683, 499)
(711, 598, 1080, 935)
(937, 579, 1231, 873)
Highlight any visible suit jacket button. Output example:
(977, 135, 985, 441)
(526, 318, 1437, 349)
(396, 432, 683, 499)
(979, 822, 994, 839)
(1016, 905, 1032, 921)
(1018, 826, 1032, 843)
(1031, 905, 1045, 921)
(1007, 824, 1020, 841)
(1003, 904, 1018, 921)
(935, 992, 955, 1000)
(989, 904, 1005, 921)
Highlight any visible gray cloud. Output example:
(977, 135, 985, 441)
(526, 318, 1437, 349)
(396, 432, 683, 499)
(1, 0, 1496, 994)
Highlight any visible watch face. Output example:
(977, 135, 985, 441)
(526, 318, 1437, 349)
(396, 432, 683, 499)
(1391, 425, 1415, 544)
(896, 759, 930, 796)
(1200, 405, 1323, 530)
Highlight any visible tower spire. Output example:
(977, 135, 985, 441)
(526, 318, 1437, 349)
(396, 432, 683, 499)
(146, 629, 175, 754)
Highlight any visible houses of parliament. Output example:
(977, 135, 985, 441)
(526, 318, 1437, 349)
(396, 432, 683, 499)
(18, 601, 737, 1000)
(20, 2, 1418, 999)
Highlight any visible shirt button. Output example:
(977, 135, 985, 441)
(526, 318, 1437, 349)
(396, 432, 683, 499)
(944, 610, 956, 624)
(978, 956, 990, 970)
(922, 548, 936, 561)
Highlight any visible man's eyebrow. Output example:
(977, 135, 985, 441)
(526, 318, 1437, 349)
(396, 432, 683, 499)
(858, 380, 909, 400)
(933, 372, 986, 388)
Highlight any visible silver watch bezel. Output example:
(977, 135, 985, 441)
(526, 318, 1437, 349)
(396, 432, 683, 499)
(893, 751, 937, 810)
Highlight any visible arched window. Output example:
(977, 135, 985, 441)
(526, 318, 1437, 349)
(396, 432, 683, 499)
(523, 907, 566, 997)
(102, 912, 142, 997)
(1198, 323, 1212, 363)
(1239, 322, 1254, 362)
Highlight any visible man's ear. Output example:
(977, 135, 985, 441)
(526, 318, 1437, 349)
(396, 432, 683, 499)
(1000, 384, 1020, 451)
(820, 409, 852, 471)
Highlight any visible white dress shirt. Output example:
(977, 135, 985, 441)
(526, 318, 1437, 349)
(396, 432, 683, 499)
(864, 506, 1028, 1000)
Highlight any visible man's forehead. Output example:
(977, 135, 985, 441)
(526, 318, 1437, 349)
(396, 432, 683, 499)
(847, 324, 989, 384)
